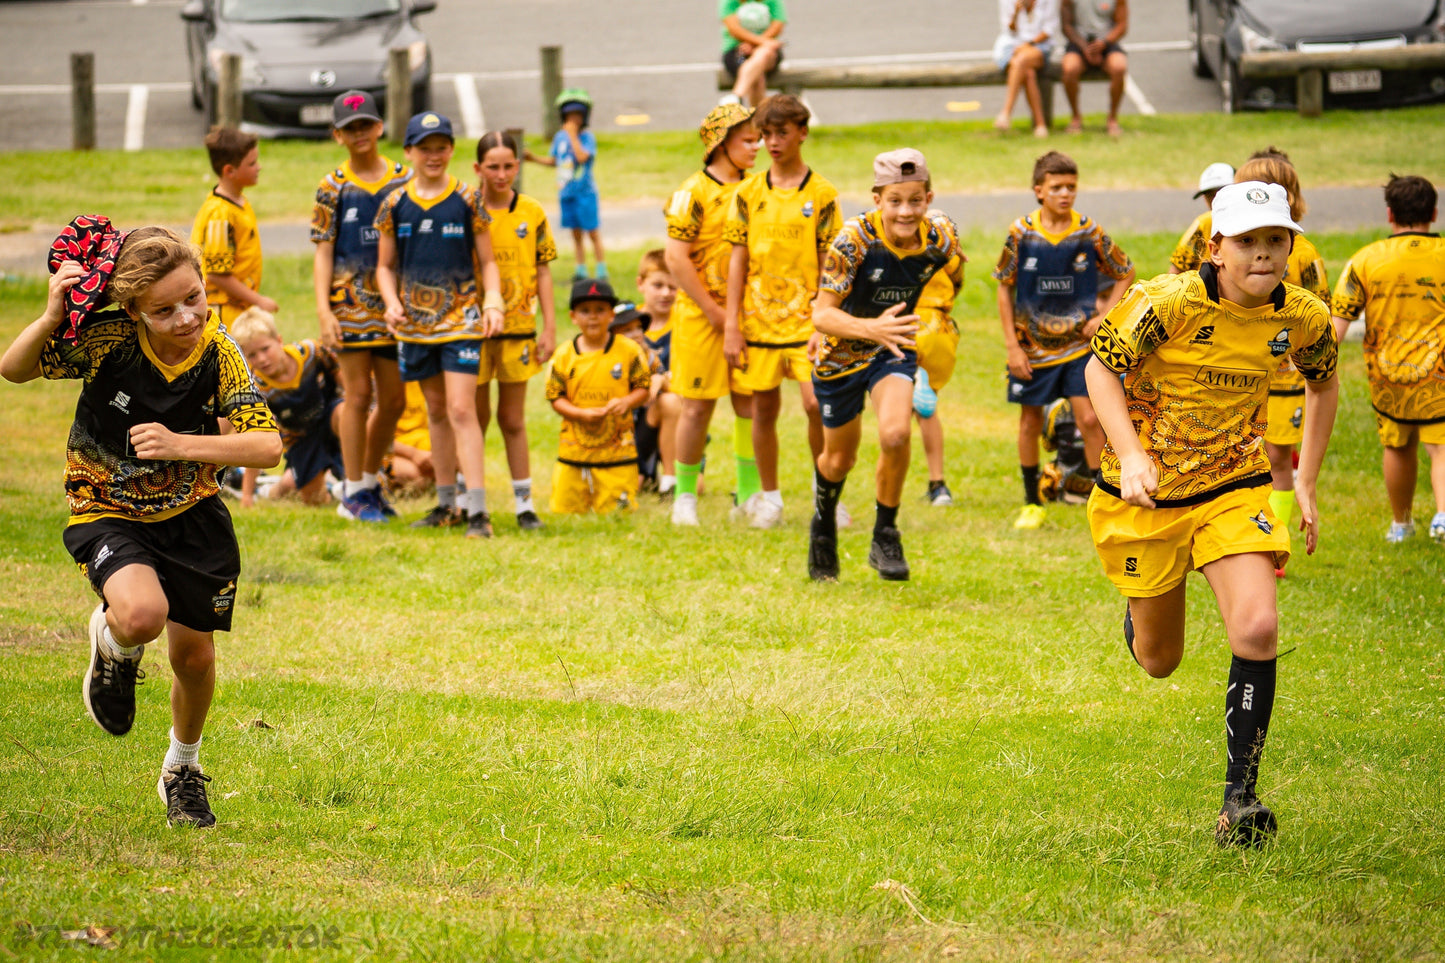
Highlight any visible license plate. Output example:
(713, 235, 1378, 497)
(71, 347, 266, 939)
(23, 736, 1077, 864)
(299, 103, 332, 125)
(1328, 69, 1382, 93)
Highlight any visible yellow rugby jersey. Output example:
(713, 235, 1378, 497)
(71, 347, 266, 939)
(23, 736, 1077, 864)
(722, 169, 841, 345)
(664, 169, 742, 310)
(310, 158, 412, 344)
(1169, 211, 1212, 274)
(192, 189, 263, 310)
(394, 380, 431, 451)
(1271, 232, 1330, 395)
(1332, 231, 1445, 426)
(39, 309, 277, 524)
(485, 191, 558, 336)
(1090, 264, 1337, 504)
(546, 334, 652, 465)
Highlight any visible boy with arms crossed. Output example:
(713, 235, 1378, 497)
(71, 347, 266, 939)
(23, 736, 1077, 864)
(810, 150, 963, 582)
(1086, 182, 1339, 846)
(724, 94, 840, 528)
(2, 220, 282, 827)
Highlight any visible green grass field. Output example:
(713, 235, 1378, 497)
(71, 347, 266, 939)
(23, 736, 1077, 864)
(2, 210, 1444, 961)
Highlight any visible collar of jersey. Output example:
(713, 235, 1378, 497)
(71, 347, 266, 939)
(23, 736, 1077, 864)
(210, 187, 248, 210)
(765, 168, 812, 192)
(1199, 261, 1286, 312)
(343, 157, 403, 193)
(1028, 208, 1082, 245)
(485, 190, 520, 215)
(863, 210, 935, 259)
(571, 332, 615, 354)
(257, 343, 307, 392)
(140, 311, 217, 381)
(405, 176, 459, 210)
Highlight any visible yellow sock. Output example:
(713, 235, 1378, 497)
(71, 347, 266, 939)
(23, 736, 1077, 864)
(1268, 489, 1295, 531)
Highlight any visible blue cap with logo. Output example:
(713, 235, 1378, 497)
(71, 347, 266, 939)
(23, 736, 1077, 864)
(404, 111, 454, 147)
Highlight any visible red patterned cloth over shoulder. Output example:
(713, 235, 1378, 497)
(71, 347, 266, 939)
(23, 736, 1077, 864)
(47, 214, 131, 343)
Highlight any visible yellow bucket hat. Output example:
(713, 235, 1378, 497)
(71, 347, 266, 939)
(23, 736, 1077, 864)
(700, 103, 754, 162)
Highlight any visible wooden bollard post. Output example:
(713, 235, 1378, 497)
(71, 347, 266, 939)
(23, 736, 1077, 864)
(1297, 69, 1324, 117)
(504, 127, 525, 193)
(540, 46, 563, 140)
(386, 48, 412, 144)
(217, 52, 243, 128)
(71, 52, 95, 150)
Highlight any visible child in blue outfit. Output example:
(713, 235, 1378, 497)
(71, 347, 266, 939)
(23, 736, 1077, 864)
(526, 88, 605, 280)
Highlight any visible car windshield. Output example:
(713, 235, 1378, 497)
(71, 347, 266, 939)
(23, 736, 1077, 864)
(220, 0, 400, 22)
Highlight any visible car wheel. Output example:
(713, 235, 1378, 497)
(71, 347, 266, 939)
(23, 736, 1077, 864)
(1190, 3, 1213, 79)
(1221, 58, 1244, 114)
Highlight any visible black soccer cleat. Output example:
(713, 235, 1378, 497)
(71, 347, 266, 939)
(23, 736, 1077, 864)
(465, 511, 494, 539)
(868, 526, 910, 581)
(1215, 790, 1277, 848)
(158, 766, 216, 828)
(83, 604, 144, 736)
(516, 510, 544, 531)
(808, 515, 840, 582)
(410, 505, 464, 529)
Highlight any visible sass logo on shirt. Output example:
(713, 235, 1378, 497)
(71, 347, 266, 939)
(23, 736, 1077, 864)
(515, 221, 529, 239)
(212, 580, 236, 614)
(441, 223, 466, 238)
(1267, 328, 1291, 357)
(110, 391, 131, 413)
(610, 363, 623, 380)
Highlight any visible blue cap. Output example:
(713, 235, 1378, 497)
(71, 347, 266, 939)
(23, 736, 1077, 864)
(404, 111, 454, 147)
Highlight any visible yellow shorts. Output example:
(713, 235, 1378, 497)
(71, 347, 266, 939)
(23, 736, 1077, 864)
(736, 342, 811, 393)
(670, 301, 750, 400)
(1087, 483, 1288, 598)
(1264, 392, 1304, 447)
(916, 312, 960, 390)
(549, 462, 638, 514)
(1377, 413, 1445, 448)
(477, 336, 540, 384)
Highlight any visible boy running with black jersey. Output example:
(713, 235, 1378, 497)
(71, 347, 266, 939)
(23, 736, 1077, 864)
(809, 150, 964, 582)
(1086, 182, 1339, 846)
(723, 94, 840, 529)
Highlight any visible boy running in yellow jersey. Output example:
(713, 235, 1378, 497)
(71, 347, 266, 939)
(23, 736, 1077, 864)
(723, 94, 841, 529)
(1086, 182, 1339, 847)
(1331, 174, 1445, 543)
(665, 103, 761, 526)
(192, 126, 274, 326)
(810, 150, 963, 582)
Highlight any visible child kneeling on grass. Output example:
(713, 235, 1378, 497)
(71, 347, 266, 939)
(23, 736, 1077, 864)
(231, 306, 346, 508)
(1085, 182, 1339, 847)
(545, 278, 652, 514)
(1, 219, 283, 828)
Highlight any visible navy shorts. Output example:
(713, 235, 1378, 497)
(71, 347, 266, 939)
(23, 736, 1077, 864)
(559, 190, 600, 232)
(1008, 353, 1089, 407)
(339, 339, 399, 362)
(1065, 40, 1126, 61)
(285, 403, 344, 490)
(814, 350, 917, 429)
(62, 495, 242, 633)
(398, 339, 483, 382)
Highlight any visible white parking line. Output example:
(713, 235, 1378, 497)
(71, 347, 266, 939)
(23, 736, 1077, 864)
(1125, 74, 1157, 116)
(452, 73, 484, 138)
(124, 83, 148, 150)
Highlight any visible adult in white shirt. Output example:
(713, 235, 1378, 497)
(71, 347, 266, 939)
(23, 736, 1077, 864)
(993, 0, 1059, 137)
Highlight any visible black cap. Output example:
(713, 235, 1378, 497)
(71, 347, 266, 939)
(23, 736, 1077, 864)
(609, 301, 651, 332)
(569, 277, 618, 309)
(332, 90, 382, 128)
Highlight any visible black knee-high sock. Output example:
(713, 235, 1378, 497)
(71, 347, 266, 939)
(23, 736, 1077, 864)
(814, 468, 845, 532)
(1021, 465, 1041, 505)
(874, 502, 899, 534)
(1224, 654, 1277, 800)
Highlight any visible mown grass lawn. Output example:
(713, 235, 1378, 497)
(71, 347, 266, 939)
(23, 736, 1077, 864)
(2, 219, 1442, 960)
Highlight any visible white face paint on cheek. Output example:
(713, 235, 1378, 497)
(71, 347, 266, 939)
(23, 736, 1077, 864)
(141, 299, 208, 330)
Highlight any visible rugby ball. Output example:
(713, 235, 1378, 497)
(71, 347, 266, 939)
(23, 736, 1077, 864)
(736, 1, 772, 35)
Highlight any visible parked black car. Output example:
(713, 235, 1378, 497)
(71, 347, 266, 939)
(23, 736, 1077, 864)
(1189, 0, 1445, 112)
(183, 0, 435, 137)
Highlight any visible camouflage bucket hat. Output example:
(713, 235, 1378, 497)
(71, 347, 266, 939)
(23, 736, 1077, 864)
(699, 103, 754, 161)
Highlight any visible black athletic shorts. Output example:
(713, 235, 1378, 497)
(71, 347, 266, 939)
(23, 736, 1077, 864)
(813, 349, 917, 429)
(723, 45, 783, 77)
(62, 495, 242, 633)
(1064, 39, 1125, 60)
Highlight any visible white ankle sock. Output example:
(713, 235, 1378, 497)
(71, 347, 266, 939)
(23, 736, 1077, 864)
(163, 729, 201, 770)
(361, 471, 379, 490)
(344, 479, 364, 498)
(763, 489, 783, 509)
(102, 623, 143, 661)
(513, 478, 534, 514)
(659, 474, 676, 493)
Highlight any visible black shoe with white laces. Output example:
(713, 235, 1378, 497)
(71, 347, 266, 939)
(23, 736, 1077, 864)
(157, 765, 215, 828)
(83, 603, 144, 736)
(867, 526, 910, 581)
(808, 515, 839, 582)
(516, 510, 544, 531)
(1215, 789, 1277, 848)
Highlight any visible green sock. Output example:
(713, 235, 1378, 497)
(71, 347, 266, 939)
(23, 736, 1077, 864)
(677, 461, 701, 497)
(734, 416, 760, 502)
(1268, 489, 1295, 530)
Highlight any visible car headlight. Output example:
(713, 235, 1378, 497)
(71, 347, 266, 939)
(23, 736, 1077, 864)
(408, 40, 428, 72)
(207, 48, 264, 85)
(1238, 22, 1287, 54)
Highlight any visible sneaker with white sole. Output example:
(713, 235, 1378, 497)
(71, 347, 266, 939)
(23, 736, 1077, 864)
(1386, 520, 1415, 543)
(750, 497, 783, 529)
(1430, 512, 1445, 542)
(731, 491, 763, 523)
(157, 765, 215, 828)
(671, 493, 700, 526)
(83, 603, 144, 736)
(926, 480, 953, 506)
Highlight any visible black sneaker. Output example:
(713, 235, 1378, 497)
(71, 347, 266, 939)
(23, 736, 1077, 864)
(465, 511, 494, 539)
(868, 526, 910, 581)
(1124, 604, 1140, 667)
(516, 510, 544, 531)
(157, 765, 215, 828)
(1215, 790, 1277, 848)
(410, 505, 464, 529)
(83, 603, 144, 736)
(808, 515, 840, 582)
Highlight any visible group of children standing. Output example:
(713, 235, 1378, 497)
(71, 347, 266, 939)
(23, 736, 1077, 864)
(5, 82, 1442, 846)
